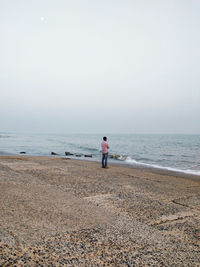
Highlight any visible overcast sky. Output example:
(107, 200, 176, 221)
(1, 0, 200, 134)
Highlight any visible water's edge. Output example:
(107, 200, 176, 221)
(1, 133, 200, 176)
(1, 153, 200, 180)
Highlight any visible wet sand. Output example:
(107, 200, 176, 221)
(0, 155, 200, 266)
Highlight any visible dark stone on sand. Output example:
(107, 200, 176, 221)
(20, 152, 26, 154)
(65, 152, 74, 156)
(84, 154, 92, 158)
(110, 154, 118, 159)
(109, 154, 121, 159)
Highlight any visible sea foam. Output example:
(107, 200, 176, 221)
(125, 157, 200, 176)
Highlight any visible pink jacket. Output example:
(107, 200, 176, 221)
(101, 141, 109, 154)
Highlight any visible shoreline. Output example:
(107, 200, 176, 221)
(0, 155, 200, 265)
(1, 132, 199, 178)
(1, 154, 200, 181)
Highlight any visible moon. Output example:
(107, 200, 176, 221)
(40, 17, 47, 23)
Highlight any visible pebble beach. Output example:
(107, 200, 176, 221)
(0, 155, 200, 266)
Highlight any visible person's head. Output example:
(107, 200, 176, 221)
(103, 136, 107, 141)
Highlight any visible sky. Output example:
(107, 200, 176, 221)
(0, 0, 200, 134)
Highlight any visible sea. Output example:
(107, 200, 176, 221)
(0, 133, 200, 176)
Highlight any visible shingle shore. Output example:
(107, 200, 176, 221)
(0, 156, 199, 266)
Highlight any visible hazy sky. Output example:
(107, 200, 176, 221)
(1, 0, 200, 134)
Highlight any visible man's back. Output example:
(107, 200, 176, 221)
(101, 140, 109, 154)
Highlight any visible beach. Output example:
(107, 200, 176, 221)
(0, 155, 200, 266)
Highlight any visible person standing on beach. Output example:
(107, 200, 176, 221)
(101, 136, 110, 168)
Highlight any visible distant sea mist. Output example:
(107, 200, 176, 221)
(0, 133, 200, 176)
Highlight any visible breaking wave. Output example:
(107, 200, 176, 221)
(125, 157, 200, 176)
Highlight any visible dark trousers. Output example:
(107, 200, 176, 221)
(102, 153, 108, 168)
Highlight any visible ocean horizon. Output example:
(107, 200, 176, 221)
(0, 132, 200, 176)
